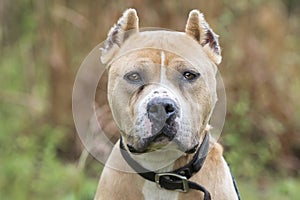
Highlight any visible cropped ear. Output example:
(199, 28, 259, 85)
(185, 10, 222, 65)
(101, 8, 139, 64)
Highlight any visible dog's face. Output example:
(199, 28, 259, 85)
(101, 9, 222, 155)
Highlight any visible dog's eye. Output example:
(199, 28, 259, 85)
(124, 72, 142, 83)
(183, 71, 200, 81)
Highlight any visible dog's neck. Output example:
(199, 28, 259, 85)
(130, 148, 185, 172)
(173, 153, 195, 170)
(122, 131, 212, 173)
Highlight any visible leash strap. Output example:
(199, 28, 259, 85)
(228, 163, 241, 200)
(120, 133, 211, 200)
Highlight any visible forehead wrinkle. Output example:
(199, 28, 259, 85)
(168, 57, 199, 71)
(135, 50, 161, 61)
(134, 57, 154, 64)
(116, 50, 161, 74)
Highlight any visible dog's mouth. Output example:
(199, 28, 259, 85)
(126, 128, 199, 154)
(146, 133, 173, 150)
(127, 131, 173, 154)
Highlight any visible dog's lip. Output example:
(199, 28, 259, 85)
(126, 144, 141, 154)
(146, 135, 171, 150)
(126, 134, 199, 154)
(126, 133, 174, 154)
(184, 142, 199, 154)
(153, 135, 170, 144)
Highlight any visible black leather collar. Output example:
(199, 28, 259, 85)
(120, 132, 211, 200)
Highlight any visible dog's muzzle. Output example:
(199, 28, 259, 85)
(147, 97, 178, 136)
(127, 97, 180, 153)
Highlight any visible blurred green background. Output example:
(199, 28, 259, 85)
(1, 0, 299, 199)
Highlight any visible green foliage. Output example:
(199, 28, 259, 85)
(0, 3, 99, 198)
(238, 178, 300, 200)
(1, 0, 300, 199)
(223, 91, 281, 178)
(0, 107, 99, 200)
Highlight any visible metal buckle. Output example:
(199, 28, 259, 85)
(155, 173, 189, 193)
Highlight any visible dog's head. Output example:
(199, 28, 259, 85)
(101, 9, 221, 155)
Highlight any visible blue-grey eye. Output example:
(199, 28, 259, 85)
(124, 72, 142, 82)
(183, 71, 200, 81)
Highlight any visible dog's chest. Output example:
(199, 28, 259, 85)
(142, 164, 179, 200)
(142, 180, 178, 200)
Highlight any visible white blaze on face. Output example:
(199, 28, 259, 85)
(160, 51, 167, 84)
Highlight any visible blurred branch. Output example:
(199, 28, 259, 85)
(0, 91, 45, 113)
(52, 5, 90, 30)
(77, 149, 89, 171)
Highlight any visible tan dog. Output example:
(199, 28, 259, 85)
(95, 9, 240, 200)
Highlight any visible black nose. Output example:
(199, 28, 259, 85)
(147, 98, 177, 125)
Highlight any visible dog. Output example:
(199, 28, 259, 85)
(94, 8, 240, 200)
